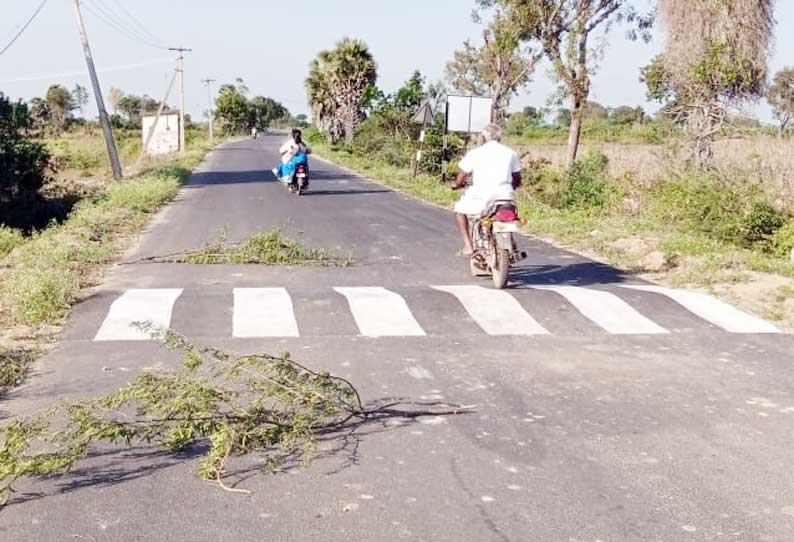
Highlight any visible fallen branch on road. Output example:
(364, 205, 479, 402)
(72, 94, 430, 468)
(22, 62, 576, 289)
(124, 228, 351, 267)
(0, 330, 466, 506)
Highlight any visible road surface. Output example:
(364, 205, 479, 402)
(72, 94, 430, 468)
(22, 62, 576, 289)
(2, 135, 794, 542)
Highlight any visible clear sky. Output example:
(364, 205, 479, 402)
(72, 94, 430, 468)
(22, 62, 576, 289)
(1, 0, 792, 123)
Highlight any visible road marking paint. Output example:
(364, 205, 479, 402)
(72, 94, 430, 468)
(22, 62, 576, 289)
(233, 288, 299, 338)
(334, 287, 426, 337)
(432, 285, 549, 335)
(532, 285, 669, 335)
(94, 289, 183, 341)
(621, 285, 782, 333)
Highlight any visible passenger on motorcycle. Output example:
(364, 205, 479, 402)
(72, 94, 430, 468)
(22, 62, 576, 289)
(272, 129, 311, 183)
(452, 124, 522, 256)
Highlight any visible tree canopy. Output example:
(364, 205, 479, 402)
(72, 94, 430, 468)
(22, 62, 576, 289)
(306, 37, 377, 142)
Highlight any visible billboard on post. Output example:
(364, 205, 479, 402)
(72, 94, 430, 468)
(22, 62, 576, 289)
(446, 95, 493, 134)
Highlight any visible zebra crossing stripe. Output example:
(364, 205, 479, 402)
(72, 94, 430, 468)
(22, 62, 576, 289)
(432, 285, 549, 335)
(334, 287, 426, 337)
(233, 288, 299, 338)
(532, 285, 669, 335)
(94, 289, 183, 341)
(621, 285, 781, 334)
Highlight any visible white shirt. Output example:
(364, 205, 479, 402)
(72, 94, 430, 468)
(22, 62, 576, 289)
(458, 140, 521, 203)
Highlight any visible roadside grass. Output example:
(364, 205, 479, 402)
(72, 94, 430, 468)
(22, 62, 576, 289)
(0, 227, 24, 259)
(180, 229, 348, 266)
(0, 139, 214, 329)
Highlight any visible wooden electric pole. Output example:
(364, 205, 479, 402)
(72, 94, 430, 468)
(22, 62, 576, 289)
(73, 0, 122, 180)
(169, 47, 192, 151)
(201, 78, 216, 144)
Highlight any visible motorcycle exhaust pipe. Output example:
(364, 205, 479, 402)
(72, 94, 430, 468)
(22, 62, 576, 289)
(520, 251, 528, 260)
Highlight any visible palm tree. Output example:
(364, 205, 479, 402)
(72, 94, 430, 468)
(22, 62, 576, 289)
(306, 38, 377, 142)
(306, 52, 340, 141)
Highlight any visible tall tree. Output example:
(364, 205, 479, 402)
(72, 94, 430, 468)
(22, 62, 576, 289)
(647, 0, 775, 162)
(306, 38, 377, 142)
(214, 83, 250, 135)
(45, 84, 75, 133)
(446, 11, 537, 123)
(249, 96, 289, 131)
(306, 50, 341, 140)
(28, 98, 51, 133)
(71, 84, 90, 118)
(117, 95, 144, 126)
(107, 87, 124, 115)
(768, 67, 794, 133)
(478, 0, 651, 166)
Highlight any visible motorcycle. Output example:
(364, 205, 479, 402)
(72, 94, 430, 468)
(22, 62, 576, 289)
(287, 161, 309, 195)
(468, 200, 527, 289)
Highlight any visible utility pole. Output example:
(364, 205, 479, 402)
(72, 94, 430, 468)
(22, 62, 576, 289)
(73, 0, 122, 180)
(201, 78, 216, 144)
(169, 47, 192, 151)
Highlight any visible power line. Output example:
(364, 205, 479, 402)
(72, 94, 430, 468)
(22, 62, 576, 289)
(106, 0, 166, 48)
(82, 0, 167, 49)
(0, 57, 174, 83)
(0, 0, 50, 57)
(81, 0, 168, 50)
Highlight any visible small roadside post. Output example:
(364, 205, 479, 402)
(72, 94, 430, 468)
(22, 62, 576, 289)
(411, 100, 435, 177)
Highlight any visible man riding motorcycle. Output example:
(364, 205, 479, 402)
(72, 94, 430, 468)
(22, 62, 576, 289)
(272, 129, 311, 183)
(452, 124, 522, 256)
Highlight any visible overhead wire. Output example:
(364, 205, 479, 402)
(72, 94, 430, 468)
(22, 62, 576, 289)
(106, 0, 167, 48)
(81, 0, 169, 50)
(0, 0, 51, 57)
(0, 57, 174, 83)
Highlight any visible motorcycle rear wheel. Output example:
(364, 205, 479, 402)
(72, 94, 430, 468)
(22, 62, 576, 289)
(492, 249, 510, 289)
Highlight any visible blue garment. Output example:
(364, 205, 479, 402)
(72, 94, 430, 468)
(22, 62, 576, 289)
(276, 152, 308, 178)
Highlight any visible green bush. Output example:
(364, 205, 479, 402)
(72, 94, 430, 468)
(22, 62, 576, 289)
(739, 202, 786, 251)
(649, 174, 788, 251)
(0, 227, 24, 259)
(772, 221, 794, 259)
(562, 152, 612, 210)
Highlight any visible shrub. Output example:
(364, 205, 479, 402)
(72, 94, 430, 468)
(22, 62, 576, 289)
(562, 152, 613, 211)
(738, 202, 786, 251)
(649, 173, 788, 250)
(0, 227, 24, 259)
(772, 221, 794, 259)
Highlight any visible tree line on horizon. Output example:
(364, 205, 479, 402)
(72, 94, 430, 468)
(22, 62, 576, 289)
(305, 0, 794, 167)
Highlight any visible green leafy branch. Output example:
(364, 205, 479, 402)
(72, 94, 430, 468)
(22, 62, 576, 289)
(0, 329, 366, 503)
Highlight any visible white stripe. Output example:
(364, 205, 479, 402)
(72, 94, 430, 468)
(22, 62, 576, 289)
(334, 287, 426, 337)
(532, 286, 668, 335)
(233, 288, 299, 338)
(432, 285, 549, 335)
(621, 285, 782, 334)
(94, 289, 183, 341)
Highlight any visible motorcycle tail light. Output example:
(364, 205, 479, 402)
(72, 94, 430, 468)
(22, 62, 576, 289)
(494, 209, 518, 222)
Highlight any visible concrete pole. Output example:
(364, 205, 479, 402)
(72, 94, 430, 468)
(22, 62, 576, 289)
(202, 78, 216, 144)
(73, 0, 122, 180)
(169, 47, 192, 151)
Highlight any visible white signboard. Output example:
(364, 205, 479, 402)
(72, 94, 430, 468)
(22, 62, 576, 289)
(446, 95, 493, 133)
(142, 112, 180, 155)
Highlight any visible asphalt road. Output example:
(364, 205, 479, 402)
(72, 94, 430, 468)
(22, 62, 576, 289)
(3, 135, 794, 542)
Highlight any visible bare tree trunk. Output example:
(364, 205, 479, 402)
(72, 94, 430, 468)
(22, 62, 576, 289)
(566, 96, 583, 167)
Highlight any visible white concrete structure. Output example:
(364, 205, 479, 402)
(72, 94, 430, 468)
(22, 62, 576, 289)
(142, 112, 180, 155)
